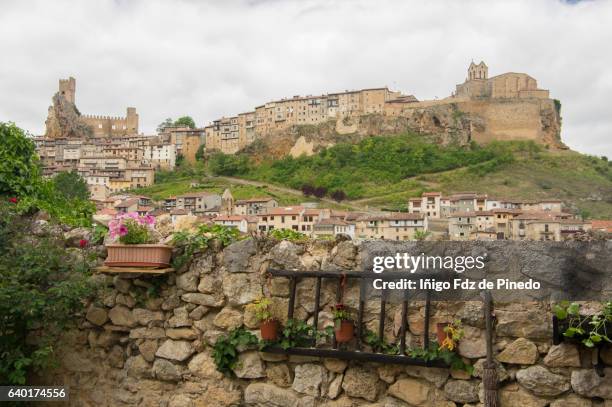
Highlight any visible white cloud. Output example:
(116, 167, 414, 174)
(0, 0, 610, 156)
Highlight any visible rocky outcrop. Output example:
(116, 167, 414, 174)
(45, 92, 92, 139)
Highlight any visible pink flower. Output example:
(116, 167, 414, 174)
(79, 239, 88, 248)
(118, 225, 128, 236)
(144, 215, 155, 225)
(8, 197, 18, 204)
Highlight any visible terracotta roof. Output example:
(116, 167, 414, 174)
(449, 211, 476, 218)
(115, 198, 138, 208)
(263, 206, 304, 216)
(315, 218, 350, 226)
(236, 197, 276, 204)
(176, 191, 217, 198)
(422, 192, 441, 197)
(97, 208, 117, 216)
(170, 209, 188, 215)
(214, 215, 247, 222)
(591, 220, 612, 232)
(475, 211, 494, 216)
(359, 213, 424, 221)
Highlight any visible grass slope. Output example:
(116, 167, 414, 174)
(134, 135, 612, 219)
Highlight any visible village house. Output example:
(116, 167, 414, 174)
(213, 215, 252, 234)
(175, 192, 222, 215)
(235, 197, 279, 215)
(448, 212, 476, 240)
(355, 213, 427, 240)
(313, 218, 355, 239)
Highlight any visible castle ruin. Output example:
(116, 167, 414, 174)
(45, 77, 139, 138)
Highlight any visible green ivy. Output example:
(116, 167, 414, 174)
(554, 301, 612, 348)
(212, 327, 259, 376)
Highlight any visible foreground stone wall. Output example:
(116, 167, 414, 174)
(40, 238, 611, 406)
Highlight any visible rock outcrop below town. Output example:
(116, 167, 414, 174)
(35, 231, 612, 407)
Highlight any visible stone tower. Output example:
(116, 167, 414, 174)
(59, 77, 76, 104)
(468, 61, 488, 81)
(221, 188, 235, 215)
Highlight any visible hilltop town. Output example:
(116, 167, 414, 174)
(33, 62, 611, 240)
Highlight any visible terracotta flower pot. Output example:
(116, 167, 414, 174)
(436, 322, 450, 345)
(105, 244, 173, 268)
(334, 320, 354, 343)
(260, 319, 279, 341)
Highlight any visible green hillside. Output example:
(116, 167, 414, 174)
(138, 133, 612, 219)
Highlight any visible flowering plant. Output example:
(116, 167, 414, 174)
(108, 212, 156, 245)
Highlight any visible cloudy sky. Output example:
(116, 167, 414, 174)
(1, 0, 610, 156)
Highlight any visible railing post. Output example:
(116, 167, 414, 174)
(313, 277, 322, 330)
(423, 290, 431, 350)
(287, 276, 297, 320)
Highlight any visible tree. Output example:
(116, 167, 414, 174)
(208, 153, 249, 176)
(174, 116, 196, 129)
(330, 190, 347, 202)
(301, 184, 315, 197)
(156, 118, 174, 133)
(52, 171, 89, 200)
(313, 186, 327, 198)
(0, 122, 41, 196)
(195, 144, 206, 162)
(414, 230, 430, 241)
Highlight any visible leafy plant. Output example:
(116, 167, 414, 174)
(246, 298, 276, 323)
(0, 201, 96, 384)
(52, 171, 90, 201)
(331, 303, 351, 324)
(279, 319, 320, 349)
(554, 301, 612, 348)
(363, 330, 399, 355)
(171, 224, 242, 269)
(269, 228, 307, 242)
(212, 327, 259, 376)
(409, 343, 473, 374)
(90, 223, 108, 245)
(439, 320, 464, 352)
(414, 229, 430, 241)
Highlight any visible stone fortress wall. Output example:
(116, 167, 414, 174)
(39, 237, 612, 407)
(48, 77, 139, 138)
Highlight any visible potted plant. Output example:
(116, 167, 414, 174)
(437, 320, 464, 351)
(105, 212, 172, 268)
(331, 303, 353, 343)
(247, 298, 279, 341)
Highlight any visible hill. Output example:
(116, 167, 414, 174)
(140, 133, 612, 218)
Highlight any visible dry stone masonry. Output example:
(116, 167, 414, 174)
(38, 237, 612, 406)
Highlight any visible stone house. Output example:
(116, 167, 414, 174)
(234, 197, 278, 215)
(448, 212, 476, 240)
(313, 218, 355, 239)
(175, 192, 222, 215)
(355, 213, 427, 240)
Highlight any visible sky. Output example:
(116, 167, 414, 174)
(0, 0, 610, 157)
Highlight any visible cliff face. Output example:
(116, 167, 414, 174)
(45, 92, 92, 139)
(238, 98, 564, 160)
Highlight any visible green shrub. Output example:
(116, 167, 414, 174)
(171, 224, 242, 269)
(269, 228, 307, 242)
(0, 122, 41, 196)
(0, 202, 96, 384)
(0, 122, 94, 227)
